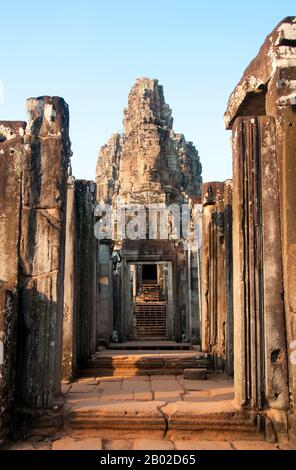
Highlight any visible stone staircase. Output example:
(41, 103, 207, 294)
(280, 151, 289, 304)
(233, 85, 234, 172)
(137, 283, 163, 302)
(79, 349, 212, 377)
(71, 346, 262, 440)
(67, 403, 261, 440)
(134, 304, 167, 338)
(65, 375, 262, 440)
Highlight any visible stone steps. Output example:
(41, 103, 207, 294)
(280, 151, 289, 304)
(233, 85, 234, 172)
(134, 303, 167, 337)
(107, 341, 193, 350)
(66, 401, 261, 439)
(79, 351, 212, 377)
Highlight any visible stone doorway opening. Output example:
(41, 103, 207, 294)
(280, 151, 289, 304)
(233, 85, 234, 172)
(129, 262, 170, 340)
(142, 264, 157, 284)
(129, 262, 172, 340)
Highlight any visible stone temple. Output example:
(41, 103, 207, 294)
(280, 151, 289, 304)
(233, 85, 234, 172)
(0, 17, 296, 450)
(95, 77, 202, 346)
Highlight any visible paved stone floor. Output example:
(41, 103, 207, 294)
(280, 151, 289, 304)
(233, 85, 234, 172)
(64, 373, 235, 404)
(4, 374, 296, 450)
(5, 436, 294, 450)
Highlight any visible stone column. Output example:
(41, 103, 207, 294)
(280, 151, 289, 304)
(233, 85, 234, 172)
(224, 180, 234, 376)
(0, 122, 26, 438)
(266, 67, 296, 432)
(19, 97, 71, 409)
(97, 242, 113, 344)
(75, 180, 97, 363)
(62, 176, 76, 381)
(232, 116, 288, 411)
(201, 182, 226, 368)
(177, 248, 188, 342)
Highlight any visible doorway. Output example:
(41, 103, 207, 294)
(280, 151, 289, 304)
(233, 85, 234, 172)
(127, 262, 171, 339)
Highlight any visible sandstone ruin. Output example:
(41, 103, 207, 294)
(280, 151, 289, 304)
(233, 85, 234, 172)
(0, 17, 296, 450)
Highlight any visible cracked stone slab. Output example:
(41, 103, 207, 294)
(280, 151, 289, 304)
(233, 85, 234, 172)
(68, 401, 167, 430)
(161, 400, 247, 432)
(162, 400, 237, 418)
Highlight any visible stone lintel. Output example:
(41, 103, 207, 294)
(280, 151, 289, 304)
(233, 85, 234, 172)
(224, 17, 296, 129)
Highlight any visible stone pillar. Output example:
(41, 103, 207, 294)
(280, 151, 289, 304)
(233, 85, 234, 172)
(266, 66, 296, 434)
(188, 240, 200, 344)
(201, 182, 226, 368)
(177, 248, 188, 342)
(0, 122, 26, 438)
(166, 261, 174, 341)
(232, 116, 288, 411)
(97, 242, 113, 344)
(224, 180, 234, 376)
(62, 176, 76, 381)
(75, 180, 97, 364)
(18, 97, 71, 409)
(224, 17, 295, 438)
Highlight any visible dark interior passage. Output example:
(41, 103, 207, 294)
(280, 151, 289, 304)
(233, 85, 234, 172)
(142, 264, 157, 283)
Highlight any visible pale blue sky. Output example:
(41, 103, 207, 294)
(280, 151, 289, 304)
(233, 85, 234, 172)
(0, 1, 294, 182)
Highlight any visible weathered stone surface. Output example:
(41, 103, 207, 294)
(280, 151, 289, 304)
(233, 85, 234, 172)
(224, 17, 296, 129)
(52, 437, 102, 450)
(74, 180, 97, 364)
(18, 97, 71, 409)
(154, 391, 182, 402)
(96, 78, 202, 205)
(69, 383, 98, 394)
(103, 439, 133, 450)
(183, 369, 207, 380)
(231, 440, 277, 451)
(100, 392, 133, 402)
(62, 177, 76, 381)
(225, 17, 296, 437)
(68, 401, 167, 430)
(223, 180, 233, 376)
(151, 379, 183, 392)
(232, 117, 288, 411)
(0, 121, 26, 439)
(174, 440, 233, 450)
(134, 392, 153, 401)
(162, 401, 257, 436)
(132, 439, 174, 450)
(201, 181, 232, 372)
